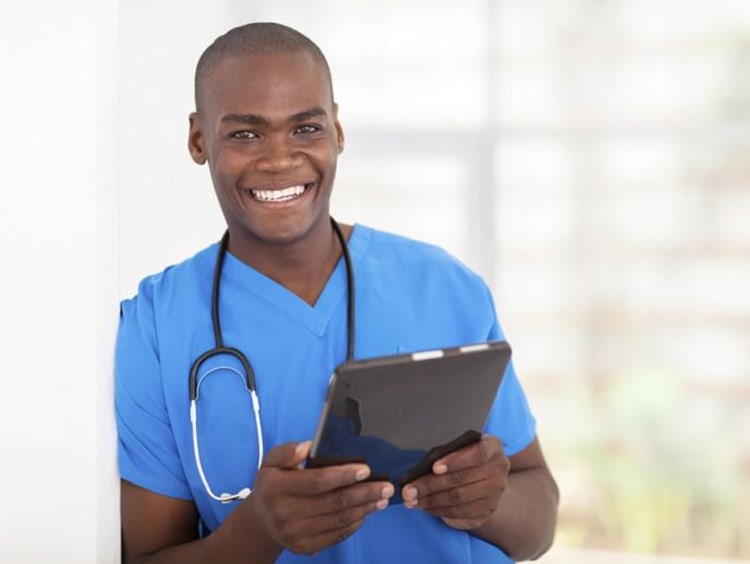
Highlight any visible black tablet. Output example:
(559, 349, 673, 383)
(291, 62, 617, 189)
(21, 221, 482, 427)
(307, 340, 511, 494)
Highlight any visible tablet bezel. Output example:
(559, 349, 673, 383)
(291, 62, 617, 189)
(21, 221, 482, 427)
(307, 340, 511, 481)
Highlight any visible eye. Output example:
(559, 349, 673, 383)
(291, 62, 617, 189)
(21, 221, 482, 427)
(295, 124, 321, 135)
(230, 130, 258, 140)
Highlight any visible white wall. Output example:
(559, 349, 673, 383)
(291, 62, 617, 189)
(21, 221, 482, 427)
(119, 1, 235, 297)
(0, 1, 119, 562)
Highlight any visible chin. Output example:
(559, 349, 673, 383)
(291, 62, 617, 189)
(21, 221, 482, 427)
(246, 219, 317, 247)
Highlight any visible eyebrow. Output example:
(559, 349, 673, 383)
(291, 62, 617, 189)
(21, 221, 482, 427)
(221, 113, 269, 126)
(221, 107, 327, 126)
(289, 107, 327, 122)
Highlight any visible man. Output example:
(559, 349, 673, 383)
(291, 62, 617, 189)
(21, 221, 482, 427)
(116, 22, 558, 563)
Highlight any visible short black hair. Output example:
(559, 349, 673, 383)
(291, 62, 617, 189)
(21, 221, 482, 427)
(194, 22, 334, 111)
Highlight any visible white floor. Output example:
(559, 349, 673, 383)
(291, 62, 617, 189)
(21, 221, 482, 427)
(541, 547, 749, 564)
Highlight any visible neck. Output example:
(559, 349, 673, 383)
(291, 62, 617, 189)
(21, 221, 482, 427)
(227, 219, 352, 307)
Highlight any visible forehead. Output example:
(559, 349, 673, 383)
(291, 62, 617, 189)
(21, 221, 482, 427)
(199, 51, 333, 120)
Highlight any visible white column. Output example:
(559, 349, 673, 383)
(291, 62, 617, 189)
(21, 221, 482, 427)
(0, 1, 120, 562)
(119, 0, 231, 298)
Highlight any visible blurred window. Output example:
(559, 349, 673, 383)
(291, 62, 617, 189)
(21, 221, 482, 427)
(252, 0, 750, 558)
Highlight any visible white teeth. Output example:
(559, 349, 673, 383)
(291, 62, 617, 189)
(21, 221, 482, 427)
(251, 185, 306, 202)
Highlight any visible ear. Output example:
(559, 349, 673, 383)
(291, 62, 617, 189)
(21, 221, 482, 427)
(188, 112, 207, 165)
(333, 103, 345, 155)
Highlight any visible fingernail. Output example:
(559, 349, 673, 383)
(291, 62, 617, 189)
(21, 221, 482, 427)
(295, 441, 310, 457)
(433, 463, 447, 474)
(403, 492, 418, 508)
(402, 486, 417, 501)
(355, 467, 371, 481)
(382, 484, 394, 498)
(376, 498, 389, 510)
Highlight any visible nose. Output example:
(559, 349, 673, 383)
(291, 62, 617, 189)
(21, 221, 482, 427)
(255, 135, 303, 173)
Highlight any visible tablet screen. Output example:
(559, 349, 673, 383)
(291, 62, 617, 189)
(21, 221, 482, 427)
(307, 341, 511, 492)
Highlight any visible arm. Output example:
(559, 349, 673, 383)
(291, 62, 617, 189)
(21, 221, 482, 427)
(121, 479, 280, 564)
(471, 438, 559, 559)
(121, 480, 282, 564)
(121, 442, 394, 563)
(401, 436, 559, 561)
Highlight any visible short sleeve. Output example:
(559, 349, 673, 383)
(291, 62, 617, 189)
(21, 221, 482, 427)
(482, 287, 537, 457)
(115, 287, 192, 500)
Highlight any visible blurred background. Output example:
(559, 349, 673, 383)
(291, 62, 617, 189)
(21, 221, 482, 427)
(119, 0, 750, 561)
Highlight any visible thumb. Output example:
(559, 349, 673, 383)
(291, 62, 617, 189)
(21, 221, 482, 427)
(262, 440, 312, 469)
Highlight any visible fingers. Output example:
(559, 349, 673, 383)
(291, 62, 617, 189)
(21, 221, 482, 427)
(261, 441, 311, 469)
(256, 478, 393, 555)
(278, 494, 389, 543)
(262, 441, 373, 496)
(312, 482, 394, 518)
(400, 436, 509, 530)
(249, 442, 395, 555)
(284, 517, 366, 555)
(432, 435, 502, 474)
(273, 463, 374, 497)
(402, 466, 492, 508)
(273, 480, 394, 522)
(424, 496, 495, 521)
(407, 436, 507, 498)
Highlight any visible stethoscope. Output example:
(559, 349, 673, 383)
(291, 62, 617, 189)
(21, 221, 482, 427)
(189, 218, 356, 504)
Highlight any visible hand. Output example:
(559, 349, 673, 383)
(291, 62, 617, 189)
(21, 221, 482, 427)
(401, 435, 510, 530)
(247, 441, 394, 555)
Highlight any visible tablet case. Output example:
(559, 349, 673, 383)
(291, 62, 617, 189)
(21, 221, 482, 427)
(307, 341, 511, 501)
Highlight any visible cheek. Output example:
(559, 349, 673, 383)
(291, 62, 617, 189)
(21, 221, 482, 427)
(210, 151, 247, 185)
(312, 146, 340, 175)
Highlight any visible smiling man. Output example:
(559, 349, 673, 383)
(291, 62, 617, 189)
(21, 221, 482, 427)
(116, 22, 558, 563)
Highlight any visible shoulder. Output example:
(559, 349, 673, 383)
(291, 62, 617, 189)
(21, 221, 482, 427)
(356, 224, 490, 295)
(119, 243, 218, 334)
(359, 224, 456, 260)
(352, 225, 499, 353)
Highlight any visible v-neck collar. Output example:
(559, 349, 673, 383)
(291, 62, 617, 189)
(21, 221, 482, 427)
(220, 224, 372, 337)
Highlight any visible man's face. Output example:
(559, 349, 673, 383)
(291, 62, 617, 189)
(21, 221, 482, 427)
(189, 50, 344, 249)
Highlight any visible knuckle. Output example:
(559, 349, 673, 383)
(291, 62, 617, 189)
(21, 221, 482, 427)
(288, 540, 312, 555)
(481, 438, 495, 457)
(336, 507, 355, 527)
(322, 487, 348, 513)
(334, 529, 351, 544)
(465, 518, 482, 529)
(447, 470, 464, 486)
(421, 478, 438, 496)
(333, 488, 347, 510)
(501, 456, 511, 472)
(335, 519, 362, 543)
(270, 506, 291, 530)
(442, 503, 462, 518)
(492, 450, 508, 466)
(487, 456, 507, 478)
(496, 479, 508, 495)
(286, 537, 302, 553)
(309, 471, 329, 493)
(280, 517, 303, 540)
(448, 487, 464, 505)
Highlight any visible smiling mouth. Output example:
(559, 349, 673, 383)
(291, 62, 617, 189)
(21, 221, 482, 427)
(248, 183, 313, 203)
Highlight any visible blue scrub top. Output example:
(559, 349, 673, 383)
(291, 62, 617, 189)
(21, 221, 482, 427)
(116, 224, 536, 563)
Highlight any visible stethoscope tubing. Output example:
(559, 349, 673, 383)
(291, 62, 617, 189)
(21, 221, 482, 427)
(189, 218, 355, 503)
